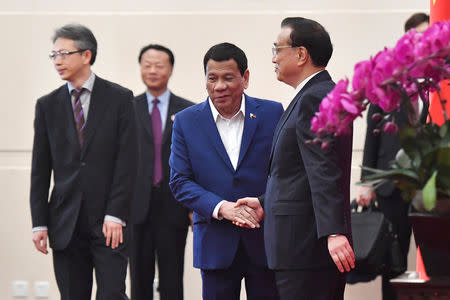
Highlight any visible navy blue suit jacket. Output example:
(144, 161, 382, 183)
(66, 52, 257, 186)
(169, 95, 283, 270)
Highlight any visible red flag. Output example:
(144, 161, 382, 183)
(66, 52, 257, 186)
(429, 0, 450, 125)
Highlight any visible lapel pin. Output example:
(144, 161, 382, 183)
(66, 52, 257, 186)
(171, 114, 176, 121)
(250, 113, 256, 119)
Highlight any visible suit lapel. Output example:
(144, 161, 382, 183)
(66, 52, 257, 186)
(81, 77, 109, 157)
(195, 99, 234, 171)
(136, 94, 154, 140)
(269, 71, 332, 162)
(268, 90, 302, 162)
(60, 86, 79, 149)
(162, 93, 179, 145)
(236, 95, 258, 170)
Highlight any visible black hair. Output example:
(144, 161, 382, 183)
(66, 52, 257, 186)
(138, 44, 174, 66)
(404, 13, 430, 32)
(53, 23, 97, 65)
(281, 17, 333, 67)
(203, 42, 248, 76)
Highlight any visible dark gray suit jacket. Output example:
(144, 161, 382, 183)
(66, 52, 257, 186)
(131, 92, 193, 227)
(361, 102, 429, 197)
(30, 76, 137, 250)
(264, 71, 353, 270)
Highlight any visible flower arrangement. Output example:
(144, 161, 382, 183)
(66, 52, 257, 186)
(311, 20, 450, 212)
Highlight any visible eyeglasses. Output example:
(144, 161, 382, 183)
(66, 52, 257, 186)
(271, 45, 298, 56)
(49, 49, 86, 60)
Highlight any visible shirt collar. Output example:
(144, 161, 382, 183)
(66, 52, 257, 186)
(145, 89, 171, 105)
(291, 70, 323, 99)
(209, 94, 246, 121)
(67, 72, 96, 94)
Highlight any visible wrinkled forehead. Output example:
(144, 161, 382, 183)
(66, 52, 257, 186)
(205, 59, 240, 75)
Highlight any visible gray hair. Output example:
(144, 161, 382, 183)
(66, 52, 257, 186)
(52, 23, 97, 65)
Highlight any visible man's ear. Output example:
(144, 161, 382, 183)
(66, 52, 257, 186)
(297, 46, 309, 66)
(243, 69, 250, 89)
(83, 50, 93, 65)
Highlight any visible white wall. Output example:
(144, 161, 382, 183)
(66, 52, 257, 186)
(0, 1, 427, 299)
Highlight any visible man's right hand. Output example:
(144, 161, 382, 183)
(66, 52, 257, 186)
(357, 185, 376, 207)
(219, 201, 261, 228)
(32, 230, 49, 254)
(232, 197, 264, 228)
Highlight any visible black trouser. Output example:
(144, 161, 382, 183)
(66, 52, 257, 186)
(274, 267, 345, 300)
(130, 186, 188, 300)
(201, 241, 278, 300)
(378, 190, 412, 300)
(52, 206, 128, 300)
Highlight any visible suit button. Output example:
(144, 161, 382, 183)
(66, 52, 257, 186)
(81, 162, 86, 167)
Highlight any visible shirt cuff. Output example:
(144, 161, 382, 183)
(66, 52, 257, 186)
(32, 226, 48, 232)
(104, 215, 126, 227)
(212, 200, 226, 220)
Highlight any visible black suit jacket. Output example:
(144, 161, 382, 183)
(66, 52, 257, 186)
(30, 76, 137, 250)
(264, 71, 353, 270)
(132, 92, 193, 227)
(361, 102, 429, 197)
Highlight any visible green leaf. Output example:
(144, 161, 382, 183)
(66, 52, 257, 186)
(423, 170, 437, 211)
(437, 147, 450, 166)
(437, 165, 450, 190)
(440, 123, 448, 138)
(395, 149, 411, 168)
(356, 179, 385, 186)
(361, 168, 420, 181)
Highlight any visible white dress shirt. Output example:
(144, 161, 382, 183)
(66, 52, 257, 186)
(209, 95, 246, 219)
(292, 70, 324, 100)
(32, 72, 125, 232)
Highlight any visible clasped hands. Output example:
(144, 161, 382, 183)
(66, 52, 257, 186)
(218, 197, 263, 228)
(221, 197, 355, 273)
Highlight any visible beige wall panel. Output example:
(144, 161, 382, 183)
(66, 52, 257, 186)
(3, 10, 427, 151)
(0, 0, 427, 12)
(0, 163, 58, 299)
(0, 16, 35, 150)
(0, 0, 32, 11)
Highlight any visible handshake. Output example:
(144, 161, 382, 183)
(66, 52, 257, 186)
(218, 197, 263, 228)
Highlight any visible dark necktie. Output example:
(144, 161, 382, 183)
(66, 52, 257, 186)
(151, 98, 163, 186)
(72, 88, 85, 147)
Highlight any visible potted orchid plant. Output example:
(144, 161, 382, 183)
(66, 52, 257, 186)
(311, 20, 450, 215)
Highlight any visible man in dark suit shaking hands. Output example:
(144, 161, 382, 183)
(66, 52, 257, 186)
(236, 17, 355, 299)
(30, 24, 137, 300)
(130, 44, 194, 300)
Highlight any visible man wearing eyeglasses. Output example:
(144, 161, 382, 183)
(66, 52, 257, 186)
(236, 17, 354, 299)
(30, 23, 136, 300)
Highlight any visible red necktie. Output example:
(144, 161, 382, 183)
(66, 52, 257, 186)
(72, 88, 85, 147)
(151, 98, 163, 186)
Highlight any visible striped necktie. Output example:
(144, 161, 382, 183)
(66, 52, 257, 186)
(72, 88, 86, 147)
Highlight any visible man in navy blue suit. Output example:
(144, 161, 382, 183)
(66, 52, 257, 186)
(169, 43, 283, 299)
